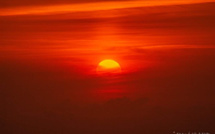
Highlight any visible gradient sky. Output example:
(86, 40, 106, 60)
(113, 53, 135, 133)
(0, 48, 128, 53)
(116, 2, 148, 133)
(0, 0, 215, 15)
(1, 1, 215, 134)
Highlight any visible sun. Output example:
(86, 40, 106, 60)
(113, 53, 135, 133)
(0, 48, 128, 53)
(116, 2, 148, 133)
(97, 59, 121, 74)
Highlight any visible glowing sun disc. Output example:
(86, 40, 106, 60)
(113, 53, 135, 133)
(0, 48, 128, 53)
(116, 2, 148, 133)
(97, 59, 121, 74)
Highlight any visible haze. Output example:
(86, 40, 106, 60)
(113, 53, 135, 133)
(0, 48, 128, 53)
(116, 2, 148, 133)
(1, 0, 215, 134)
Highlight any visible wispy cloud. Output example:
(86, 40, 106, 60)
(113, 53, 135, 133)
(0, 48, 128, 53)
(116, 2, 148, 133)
(0, 0, 214, 16)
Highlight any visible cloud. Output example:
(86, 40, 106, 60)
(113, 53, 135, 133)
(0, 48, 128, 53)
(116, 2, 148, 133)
(0, 0, 214, 16)
(1, 44, 215, 133)
(1, 1, 215, 133)
(0, 0, 129, 8)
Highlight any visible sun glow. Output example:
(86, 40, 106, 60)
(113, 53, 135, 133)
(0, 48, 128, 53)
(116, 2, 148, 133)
(97, 59, 121, 74)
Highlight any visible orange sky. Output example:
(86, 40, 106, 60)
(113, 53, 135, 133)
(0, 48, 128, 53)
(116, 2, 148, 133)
(1, 1, 215, 133)
(0, 0, 214, 16)
(1, 1, 215, 74)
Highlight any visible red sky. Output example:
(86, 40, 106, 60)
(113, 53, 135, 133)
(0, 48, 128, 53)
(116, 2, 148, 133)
(1, 0, 215, 134)
(1, 0, 214, 16)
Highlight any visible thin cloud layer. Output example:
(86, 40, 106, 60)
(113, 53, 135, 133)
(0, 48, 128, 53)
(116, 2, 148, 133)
(1, 0, 215, 133)
(0, 0, 214, 16)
